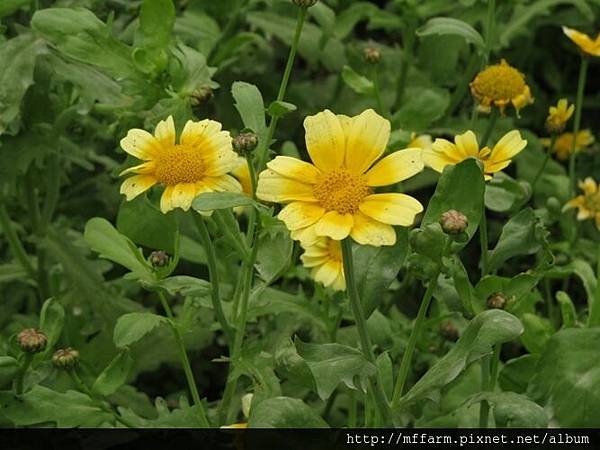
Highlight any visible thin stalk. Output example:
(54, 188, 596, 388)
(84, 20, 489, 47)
(395, 26, 414, 107)
(40, 153, 61, 231)
(158, 292, 210, 427)
(479, 212, 490, 278)
(0, 203, 36, 279)
(340, 238, 392, 425)
(531, 134, 557, 193)
(14, 353, 33, 395)
(348, 390, 357, 427)
(484, 0, 496, 61)
(213, 211, 250, 260)
(479, 344, 501, 428)
(371, 65, 387, 118)
(448, 53, 480, 117)
(568, 56, 589, 197)
(194, 215, 234, 344)
(256, 7, 307, 170)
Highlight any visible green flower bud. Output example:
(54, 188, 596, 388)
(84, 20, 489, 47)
(17, 328, 47, 353)
(149, 250, 169, 268)
(233, 132, 259, 154)
(439, 210, 468, 235)
(52, 348, 80, 370)
(363, 46, 381, 64)
(487, 292, 507, 310)
(439, 321, 459, 342)
(190, 86, 214, 107)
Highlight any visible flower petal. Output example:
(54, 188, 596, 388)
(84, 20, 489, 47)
(489, 130, 527, 163)
(120, 175, 157, 201)
(350, 212, 396, 246)
(154, 116, 176, 147)
(266, 156, 321, 184)
(168, 183, 197, 212)
(256, 169, 317, 203)
(365, 148, 424, 186)
(562, 26, 600, 56)
(119, 161, 156, 176)
(291, 224, 319, 245)
(344, 109, 390, 174)
(359, 193, 423, 226)
(454, 131, 480, 159)
(313, 260, 342, 287)
(580, 177, 598, 195)
(120, 129, 161, 160)
(278, 202, 325, 231)
(180, 119, 223, 146)
(314, 211, 353, 240)
(203, 175, 242, 193)
(304, 110, 345, 171)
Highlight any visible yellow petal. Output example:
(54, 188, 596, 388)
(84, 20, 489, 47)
(256, 170, 317, 203)
(350, 212, 396, 246)
(359, 193, 423, 226)
(120, 129, 160, 160)
(422, 143, 463, 173)
(160, 185, 175, 213)
(344, 109, 390, 174)
(301, 254, 330, 268)
(454, 131, 480, 159)
(168, 183, 197, 212)
(119, 161, 156, 176)
(180, 119, 223, 146)
(278, 202, 325, 231)
(489, 130, 527, 162)
(580, 177, 598, 195)
(154, 115, 176, 147)
(313, 260, 342, 287)
(314, 211, 353, 240)
(266, 156, 321, 184)
(483, 159, 511, 175)
(120, 175, 157, 201)
(291, 224, 319, 245)
(304, 110, 345, 172)
(365, 148, 424, 187)
(331, 272, 346, 291)
(231, 157, 252, 195)
(203, 175, 242, 193)
(562, 26, 600, 56)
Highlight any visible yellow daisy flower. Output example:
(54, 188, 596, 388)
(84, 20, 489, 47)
(565, 177, 600, 229)
(422, 130, 527, 180)
(408, 132, 433, 150)
(545, 98, 574, 134)
(470, 59, 534, 115)
(119, 116, 241, 213)
(542, 130, 595, 161)
(256, 109, 424, 247)
(563, 27, 600, 57)
(300, 237, 345, 291)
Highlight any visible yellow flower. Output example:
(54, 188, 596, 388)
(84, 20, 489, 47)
(408, 132, 433, 150)
(256, 109, 424, 247)
(300, 237, 345, 291)
(470, 59, 533, 115)
(119, 116, 241, 213)
(542, 130, 595, 161)
(423, 130, 527, 180)
(562, 27, 600, 57)
(565, 177, 600, 229)
(545, 98, 574, 134)
(232, 156, 252, 195)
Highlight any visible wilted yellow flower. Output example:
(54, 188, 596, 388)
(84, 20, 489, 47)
(119, 116, 241, 213)
(562, 27, 600, 57)
(470, 59, 533, 115)
(542, 130, 595, 161)
(256, 109, 424, 247)
(565, 177, 600, 228)
(300, 237, 345, 291)
(545, 98, 574, 134)
(423, 130, 527, 180)
(408, 133, 433, 150)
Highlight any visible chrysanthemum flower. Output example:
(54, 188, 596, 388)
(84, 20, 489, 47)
(300, 237, 345, 291)
(408, 133, 433, 150)
(119, 116, 241, 213)
(470, 59, 534, 115)
(562, 27, 600, 57)
(542, 130, 594, 161)
(565, 177, 600, 228)
(256, 109, 424, 246)
(545, 98, 574, 134)
(423, 130, 527, 180)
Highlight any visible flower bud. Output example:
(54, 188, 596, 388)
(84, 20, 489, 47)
(149, 250, 169, 268)
(190, 86, 213, 107)
(292, 0, 318, 7)
(17, 328, 47, 353)
(439, 321, 459, 342)
(439, 210, 468, 235)
(52, 348, 80, 370)
(487, 292, 507, 310)
(233, 132, 259, 155)
(363, 46, 381, 64)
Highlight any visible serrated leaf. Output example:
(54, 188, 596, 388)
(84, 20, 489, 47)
(267, 100, 297, 118)
(248, 396, 328, 428)
(231, 81, 267, 139)
(466, 392, 548, 427)
(92, 350, 134, 397)
(113, 313, 168, 348)
(341, 65, 373, 95)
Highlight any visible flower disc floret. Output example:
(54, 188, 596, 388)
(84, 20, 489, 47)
(313, 170, 372, 215)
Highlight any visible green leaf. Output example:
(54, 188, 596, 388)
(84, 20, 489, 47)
(92, 350, 134, 397)
(341, 65, 374, 95)
(255, 227, 293, 283)
(39, 298, 65, 350)
(113, 313, 168, 348)
(398, 310, 523, 408)
(485, 173, 531, 213)
(556, 291, 577, 328)
(466, 392, 548, 427)
(499, 354, 539, 393)
(248, 396, 328, 428)
(519, 313, 554, 354)
(528, 328, 600, 427)
(152, 276, 211, 297)
(294, 338, 376, 400)
(231, 81, 267, 139)
(267, 100, 297, 118)
(417, 17, 485, 50)
(547, 259, 597, 324)
(137, 0, 175, 53)
(394, 87, 450, 131)
(192, 192, 256, 212)
(0, 0, 29, 18)
(0, 357, 19, 388)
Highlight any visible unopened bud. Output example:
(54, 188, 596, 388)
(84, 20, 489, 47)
(363, 46, 381, 64)
(17, 328, 47, 353)
(487, 292, 507, 310)
(52, 348, 80, 370)
(233, 132, 259, 154)
(439, 210, 468, 235)
(149, 250, 169, 268)
(190, 87, 213, 107)
(440, 322, 459, 342)
(292, 0, 318, 7)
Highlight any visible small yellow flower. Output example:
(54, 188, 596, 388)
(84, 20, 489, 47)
(408, 133, 433, 150)
(542, 130, 595, 161)
(562, 27, 600, 57)
(256, 109, 424, 247)
(470, 59, 534, 115)
(545, 98, 574, 134)
(119, 116, 241, 213)
(423, 130, 527, 180)
(300, 237, 345, 291)
(565, 177, 600, 229)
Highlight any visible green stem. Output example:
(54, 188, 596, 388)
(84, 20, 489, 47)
(484, 0, 496, 62)
(348, 390, 357, 427)
(479, 211, 489, 278)
(341, 238, 392, 425)
(14, 353, 33, 395)
(395, 26, 414, 108)
(531, 134, 557, 193)
(256, 6, 307, 170)
(448, 54, 480, 117)
(213, 211, 250, 260)
(568, 56, 588, 197)
(479, 344, 501, 428)
(158, 292, 210, 427)
(41, 153, 61, 231)
(194, 215, 234, 344)
(371, 65, 387, 118)
(0, 202, 36, 280)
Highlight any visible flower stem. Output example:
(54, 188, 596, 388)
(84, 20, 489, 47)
(256, 6, 307, 170)
(158, 291, 210, 427)
(395, 26, 414, 108)
(371, 65, 387, 118)
(531, 134, 557, 193)
(484, 0, 496, 62)
(14, 353, 33, 395)
(479, 344, 501, 427)
(340, 238, 392, 425)
(0, 202, 36, 280)
(568, 56, 589, 197)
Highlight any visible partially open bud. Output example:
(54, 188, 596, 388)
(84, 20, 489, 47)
(52, 348, 80, 370)
(439, 210, 468, 235)
(439, 321, 459, 342)
(149, 250, 169, 268)
(17, 328, 47, 353)
(487, 292, 507, 310)
(292, 0, 318, 7)
(190, 86, 213, 107)
(233, 132, 259, 155)
(363, 46, 381, 64)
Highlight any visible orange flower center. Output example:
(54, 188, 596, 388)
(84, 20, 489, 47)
(313, 169, 371, 215)
(154, 144, 206, 185)
(471, 61, 526, 102)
